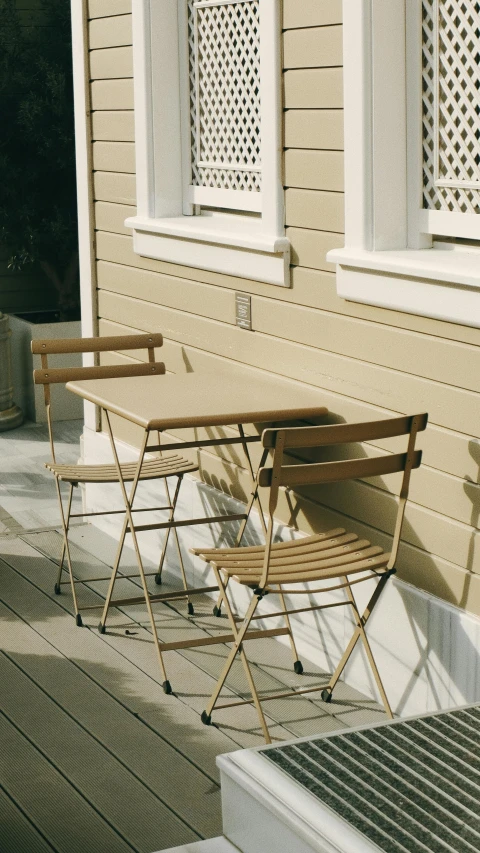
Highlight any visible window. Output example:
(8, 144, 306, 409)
(127, 0, 289, 287)
(184, 0, 262, 213)
(328, 0, 480, 328)
(417, 0, 480, 240)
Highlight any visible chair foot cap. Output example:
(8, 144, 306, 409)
(54, 583, 61, 595)
(98, 622, 106, 634)
(201, 710, 212, 726)
(293, 660, 304, 675)
(155, 574, 162, 585)
(75, 614, 83, 628)
(163, 680, 172, 695)
(213, 606, 221, 617)
(321, 688, 333, 703)
(187, 602, 194, 616)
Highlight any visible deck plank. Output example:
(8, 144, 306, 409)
(0, 712, 134, 853)
(0, 558, 220, 842)
(0, 649, 199, 852)
(0, 787, 55, 853)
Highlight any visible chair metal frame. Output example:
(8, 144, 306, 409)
(32, 333, 197, 630)
(193, 413, 428, 743)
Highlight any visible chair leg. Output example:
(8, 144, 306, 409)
(238, 426, 268, 539)
(346, 583, 393, 718)
(202, 572, 271, 742)
(54, 478, 82, 626)
(155, 476, 194, 615)
(98, 422, 147, 634)
(276, 585, 303, 674)
(97, 512, 130, 633)
(238, 642, 272, 743)
(154, 476, 177, 585)
(321, 573, 393, 716)
(54, 482, 74, 595)
(213, 443, 269, 618)
(213, 576, 229, 617)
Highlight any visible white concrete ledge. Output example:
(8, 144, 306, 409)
(156, 837, 239, 853)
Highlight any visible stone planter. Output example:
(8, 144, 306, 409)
(9, 312, 82, 423)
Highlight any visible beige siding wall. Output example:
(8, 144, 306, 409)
(86, 0, 480, 618)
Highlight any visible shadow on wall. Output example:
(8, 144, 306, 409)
(461, 439, 480, 609)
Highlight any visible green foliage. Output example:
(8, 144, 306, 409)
(0, 0, 79, 318)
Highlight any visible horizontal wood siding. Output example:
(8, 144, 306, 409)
(87, 2, 480, 619)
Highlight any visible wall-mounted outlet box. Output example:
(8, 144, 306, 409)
(235, 293, 252, 330)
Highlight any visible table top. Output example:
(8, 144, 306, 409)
(67, 371, 328, 431)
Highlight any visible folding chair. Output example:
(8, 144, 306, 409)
(192, 413, 428, 743)
(32, 333, 198, 627)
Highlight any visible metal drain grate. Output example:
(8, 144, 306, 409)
(263, 705, 480, 853)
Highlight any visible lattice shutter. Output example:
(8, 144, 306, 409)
(422, 0, 480, 216)
(185, 0, 262, 211)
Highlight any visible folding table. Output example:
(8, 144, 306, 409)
(67, 370, 328, 692)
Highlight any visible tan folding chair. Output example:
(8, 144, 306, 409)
(193, 413, 428, 743)
(32, 333, 198, 627)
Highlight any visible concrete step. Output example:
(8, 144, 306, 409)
(217, 749, 372, 853)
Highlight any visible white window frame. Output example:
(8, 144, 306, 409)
(328, 0, 480, 328)
(126, 0, 290, 288)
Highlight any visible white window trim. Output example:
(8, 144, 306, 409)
(126, 0, 290, 287)
(328, 0, 480, 328)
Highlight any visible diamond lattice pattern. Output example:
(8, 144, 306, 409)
(188, 0, 261, 194)
(422, 0, 480, 213)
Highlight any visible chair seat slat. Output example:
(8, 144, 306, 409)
(205, 535, 364, 570)
(217, 544, 383, 578)
(190, 527, 346, 558)
(243, 551, 390, 585)
(46, 455, 198, 484)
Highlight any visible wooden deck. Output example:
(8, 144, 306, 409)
(0, 421, 385, 853)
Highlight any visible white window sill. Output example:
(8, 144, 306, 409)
(125, 214, 291, 287)
(328, 246, 480, 328)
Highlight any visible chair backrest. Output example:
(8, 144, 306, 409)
(256, 413, 428, 586)
(259, 414, 427, 489)
(32, 333, 165, 461)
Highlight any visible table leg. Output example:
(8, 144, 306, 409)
(212, 430, 269, 618)
(101, 413, 173, 693)
(237, 425, 268, 541)
(154, 430, 193, 614)
(98, 417, 148, 633)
